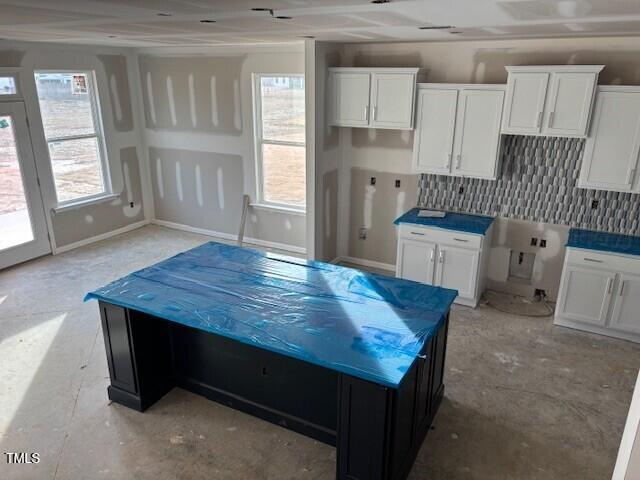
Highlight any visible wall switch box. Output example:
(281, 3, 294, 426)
(530, 237, 538, 246)
(540, 239, 547, 248)
(359, 227, 367, 240)
(395, 180, 401, 188)
(370, 177, 376, 185)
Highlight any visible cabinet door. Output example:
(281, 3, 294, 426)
(396, 238, 436, 285)
(609, 273, 640, 334)
(543, 72, 597, 136)
(452, 89, 504, 180)
(412, 88, 457, 174)
(370, 72, 416, 129)
(502, 72, 549, 134)
(434, 245, 479, 300)
(556, 266, 615, 326)
(579, 91, 640, 192)
(330, 72, 371, 127)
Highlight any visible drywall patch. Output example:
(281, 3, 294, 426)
(122, 161, 142, 218)
(176, 161, 183, 202)
(84, 214, 94, 224)
(250, 214, 258, 223)
(146, 72, 157, 126)
(98, 55, 134, 132)
(123, 161, 133, 204)
(325, 187, 331, 239)
(195, 164, 204, 207)
(156, 157, 164, 198)
(138, 55, 245, 134)
(217, 167, 225, 210)
(188, 73, 197, 127)
(167, 76, 177, 126)
(363, 185, 376, 229)
(396, 190, 406, 219)
(285, 218, 292, 230)
(210, 76, 219, 127)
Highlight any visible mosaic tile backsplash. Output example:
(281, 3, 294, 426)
(418, 135, 640, 236)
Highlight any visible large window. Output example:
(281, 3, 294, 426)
(253, 75, 305, 210)
(34, 71, 110, 204)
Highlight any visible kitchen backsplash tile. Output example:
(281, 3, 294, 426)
(418, 135, 640, 235)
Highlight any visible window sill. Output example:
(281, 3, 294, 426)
(250, 203, 306, 216)
(52, 193, 119, 214)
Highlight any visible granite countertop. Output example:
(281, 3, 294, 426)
(394, 208, 495, 235)
(566, 228, 640, 257)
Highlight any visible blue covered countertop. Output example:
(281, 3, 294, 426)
(85, 242, 457, 389)
(394, 208, 495, 235)
(567, 228, 640, 257)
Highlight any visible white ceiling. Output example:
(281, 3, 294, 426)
(0, 0, 639, 48)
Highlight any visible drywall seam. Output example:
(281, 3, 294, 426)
(151, 219, 307, 255)
(210, 76, 219, 127)
(54, 220, 148, 254)
(166, 75, 177, 126)
(188, 73, 197, 127)
(109, 74, 123, 123)
(195, 164, 204, 207)
(216, 167, 225, 210)
(146, 71, 156, 125)
(155, 157, 164, 198)
(175, 161, 183, 202)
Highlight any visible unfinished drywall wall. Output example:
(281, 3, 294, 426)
(332, 36, 640, 294)
(139, 47, 305, 251)
(0, 40, 147, 250)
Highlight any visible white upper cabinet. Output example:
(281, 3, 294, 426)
(330, 71, 371, 128)
(412, 84, 505, 180)
(329, 68, 420, 130)
(453, 89, 505, 179)
(502, 72, 549, 134)
(501, 65, 603, 137)
(412, 88, 458, 174)
(578, 87, 640, 193)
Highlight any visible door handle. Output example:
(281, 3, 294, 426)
(373, 105, 377, 121)
(537, 111, 543, 128)
(606, 278, 613, 295)
(411, 231, 425, 236)
(455, 154, 461, 169)
(438, 250, 444, 264)
(445, 153, 452, 168)
(364, 105, 369, 121)
(429, 249, 435, 262)
(548, 111, 555, 128)
(453, 238, 469, 243)
(620, 280, 626, 296)
(584, 257, 603, 263)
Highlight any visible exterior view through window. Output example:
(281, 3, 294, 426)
(34, 71, 108, 204)
(254, 75, 305, 209)
(0, 76, 17, 95)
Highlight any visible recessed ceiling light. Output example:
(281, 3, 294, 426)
(200, 19, 216, 23)
(419, 25, 456, 30)
(156, 12, 172, 17)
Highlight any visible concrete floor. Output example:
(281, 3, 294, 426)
(1, 225, 639, 480)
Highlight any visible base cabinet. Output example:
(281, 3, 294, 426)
(555, 248, 640, 343)
(395, 224, 492, 307)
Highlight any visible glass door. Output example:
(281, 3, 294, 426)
(0, 102, 50, 269)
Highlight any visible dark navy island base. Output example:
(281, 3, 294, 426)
(87, 242, 457, 480)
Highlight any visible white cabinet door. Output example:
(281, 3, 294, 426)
(330, 72, 371, 127)
(396, 238, 436, 285)
(579, 90, 640, 192)
(434, 245, 479, 300)
(452, 89, 504, 180)
(370, 72, 416, 129)
(502, 72, 549, 134)
(543, 72, 597, 136)
(556, 265, 615, 326)
(412, 88, 458, 174)
(609, 273, 640, 334)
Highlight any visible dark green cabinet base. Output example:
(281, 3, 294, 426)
(98, 301, 449, 480)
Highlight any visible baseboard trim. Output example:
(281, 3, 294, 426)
(151, 219, 307, 255)
(54, 220, 149, 254)
(553, 316, 640, 344)
(331, 255, 395, 272)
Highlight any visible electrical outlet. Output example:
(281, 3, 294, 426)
(129, 201, 134, 208)
(370, 177, 376, 186)
(540, 239, 547, 248)
(359, 227, 367, 240)
(530, 237, 538, 246)
(395, 179, 401, 188)
(591, 199, 599, 209)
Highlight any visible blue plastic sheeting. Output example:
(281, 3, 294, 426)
(394, 208, 494, 235)
(85, 242, 457, 388)
(567, 228, 640, 257)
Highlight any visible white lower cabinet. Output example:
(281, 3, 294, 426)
(395, 224, 492, 307)
(555, 248, 640, 342)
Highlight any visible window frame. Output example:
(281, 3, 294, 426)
(252, 73, 306, 212)
(34, 69, 112, 207)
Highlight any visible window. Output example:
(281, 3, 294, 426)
(34, 71, 110, 204)
(253, 75, 305, 210)
(0, 76, 17, 95)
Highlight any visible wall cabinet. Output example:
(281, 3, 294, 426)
(578, 87, 640, 193)
(501, 65, 603, 137)
(412, 84, 505, 180)
(395, 224, 493, 307)
(329, 68, 420, 130)
(555, 248, 640, 343)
